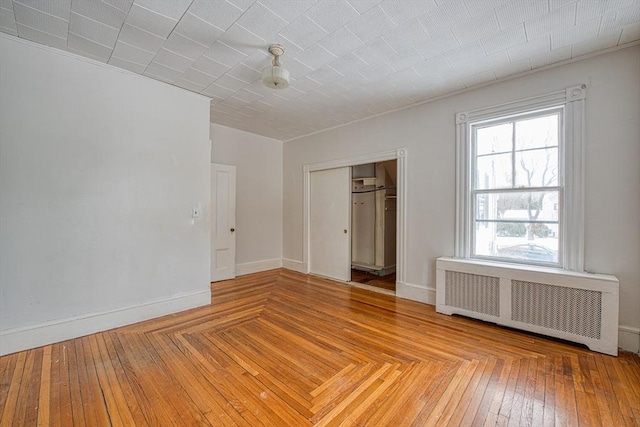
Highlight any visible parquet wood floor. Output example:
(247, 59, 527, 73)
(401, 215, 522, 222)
(1, 269, 639, 426)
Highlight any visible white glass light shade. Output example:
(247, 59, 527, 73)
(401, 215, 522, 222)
(261, 65, 290, 89)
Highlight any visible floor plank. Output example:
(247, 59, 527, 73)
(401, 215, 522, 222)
(0, 269, 639, 426)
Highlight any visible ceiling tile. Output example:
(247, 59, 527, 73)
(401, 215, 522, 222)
(202, 82, 236, 98)
(413, 31, 459, 59)
(481, 23, 526, 54)
(378, 0, 438, 26)
(215, 73, 250, 91)
(15, 22, 66, 48)
(317, 27, 363, 58)
(346, 5, 397, 43)
(411, 55, 453, 77)
(13, 2, 69, 38)
(284, 58, 314, 77)
(346, 0, 380, 14)
(192, 54, 231, 77)
(492, 57, 531, 78)
(383, 19, 431, 52)
(174, 77, 207, 92)
(353, 37, 395, 64)
(294, 44, 336, 69)
(226, 62, 261, 83)
(0, 7, 18, 34)
(145, 61, 182, 82)
(384, 47, 424, 71)
(445, 41, 488, 65)
(181, 66, 218, 86)
(189, 0, 244, 31)
(235, 2, 287, 40)
(525, 3, 577, 40)
(419, 0, 471, 35)
(102, 0, 134, 12)
(573, 28, 621, 57)
(238, 49, 271, 71)
(108, 56, 146, 73)
(233, 88, 263, 102)
(68, 32, 112, 61)
(279, 14, 328, 50)
(551, 17, 601, 49)
(600, 5, 640, 34)
(507, 34, 550, 61)
(153, 48, 194, 72)
(71, 0, 127, 29)
(304, 0, 359, 33)
(529, 45, 571, 68)
(619, 22, 640, 44)
(218, 23, 265, 55)
(111, 39, 155, 65)
(164, 31, 208, 60)
(328, 52, 368, 75)
(576, 0, 637, 23)
(494, 0, 548, 29)
(134, 0, 192, 20)
(14, 0, 71, 20)
(307, 65, 344, 85)
(69, 11, 119, 48)
(462, 0, 509, 18)
(125, 2, 177, 38)
(118, 22, 165, 53)
(203, 40, 247, 67)
(260, 0, 316, 23)
(174, 12, 223, 47)
(451, 10, 500, 45)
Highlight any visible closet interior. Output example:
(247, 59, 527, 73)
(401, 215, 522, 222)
(351, 160, 397, 288)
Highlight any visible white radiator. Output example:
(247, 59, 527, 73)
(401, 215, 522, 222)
(436, 257, 619, 355)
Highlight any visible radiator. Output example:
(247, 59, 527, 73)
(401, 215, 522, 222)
(435, 257, 619, 355)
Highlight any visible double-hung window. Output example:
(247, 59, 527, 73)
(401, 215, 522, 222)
(455, 86, 586, 271)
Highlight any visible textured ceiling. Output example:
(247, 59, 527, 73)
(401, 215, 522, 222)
(1, 0, 639, 141)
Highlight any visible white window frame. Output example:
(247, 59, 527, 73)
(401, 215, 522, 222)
(455, 85, 586, 271)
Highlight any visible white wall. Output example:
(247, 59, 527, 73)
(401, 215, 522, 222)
(283, 46, 640, 353)
(0, 35, 212, 355)
(211, 124, 283, 275)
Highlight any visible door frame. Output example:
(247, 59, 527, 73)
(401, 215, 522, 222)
(303, 148, 408, 285)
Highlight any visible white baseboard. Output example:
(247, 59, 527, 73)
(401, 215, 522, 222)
(282, 258, 307, 273)
(236, 258, 282, 276)
(396, 281, 436, 305)
(619, 325, 640, 354)
(0, 289, 211, 356)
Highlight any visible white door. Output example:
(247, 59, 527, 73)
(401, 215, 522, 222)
(310, 167, 351, 282)
(211, 163, 236, 282)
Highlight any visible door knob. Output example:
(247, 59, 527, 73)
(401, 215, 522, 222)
(230, 228, 235, 232)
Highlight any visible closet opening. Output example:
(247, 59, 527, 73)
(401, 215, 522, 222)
(350, 160, 397, 292)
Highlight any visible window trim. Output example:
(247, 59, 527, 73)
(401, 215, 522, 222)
(455, 85, 586, 271)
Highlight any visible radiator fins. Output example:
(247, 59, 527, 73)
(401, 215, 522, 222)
(511, 280, 602, 339)
(444, 271, 500, 317)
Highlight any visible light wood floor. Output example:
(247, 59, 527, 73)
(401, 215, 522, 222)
(1, 269, 639, 426)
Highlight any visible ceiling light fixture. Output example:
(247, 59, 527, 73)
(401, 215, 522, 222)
(262, 44, 290, 89)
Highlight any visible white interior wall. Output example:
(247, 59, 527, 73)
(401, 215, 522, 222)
(283, 45, 640, 353)
(0, 35, 211, 355)
(211, 124, 283, 275)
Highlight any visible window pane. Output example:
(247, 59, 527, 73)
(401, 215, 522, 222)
(515, 147, 558, 187)
(515, 114, 559, 151)
(476, 122, 512, 155)
(474, 189, 560, 264)
(476, 152, 512, 189)
(474, 190, 559, 221)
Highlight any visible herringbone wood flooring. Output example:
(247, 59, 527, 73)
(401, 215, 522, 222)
(1, 269, 639, 426)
